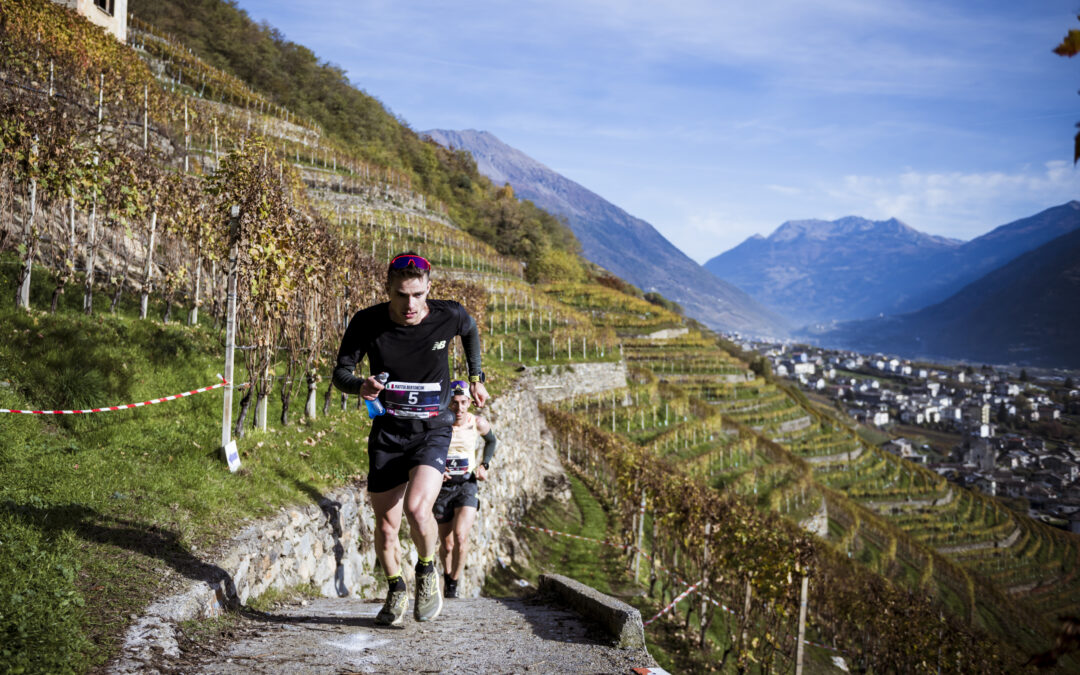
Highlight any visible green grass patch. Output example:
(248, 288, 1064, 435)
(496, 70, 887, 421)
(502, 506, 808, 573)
(0, 260, 373, 672)
(245, 582, 322, 612)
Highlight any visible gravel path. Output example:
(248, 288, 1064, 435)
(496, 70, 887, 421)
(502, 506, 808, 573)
(155, 595, 656, 674)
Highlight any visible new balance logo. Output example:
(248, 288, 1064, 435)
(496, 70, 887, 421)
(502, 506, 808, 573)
(431, 340, 447, 350)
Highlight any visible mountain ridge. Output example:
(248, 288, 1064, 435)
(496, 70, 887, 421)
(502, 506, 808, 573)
(705, 202, 1080, 325)
(423, 129, 789, 336)
(811, 224, 1080, 368)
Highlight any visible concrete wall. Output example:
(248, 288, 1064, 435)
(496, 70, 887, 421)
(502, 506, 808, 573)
(57, 0, 127, 42)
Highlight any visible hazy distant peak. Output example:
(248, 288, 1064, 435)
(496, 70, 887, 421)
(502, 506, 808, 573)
(768, 215, 960, 246)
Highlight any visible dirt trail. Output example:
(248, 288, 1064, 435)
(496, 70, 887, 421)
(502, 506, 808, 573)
(150, 595, 656, 674)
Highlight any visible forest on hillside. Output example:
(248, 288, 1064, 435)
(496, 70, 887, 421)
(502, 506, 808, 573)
(129, 0, 581, 279)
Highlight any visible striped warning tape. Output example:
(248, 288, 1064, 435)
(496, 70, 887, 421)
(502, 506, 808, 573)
(643, 579, 704, 626)
(0, 376, 243, 415)
(502, 519, 635, 551)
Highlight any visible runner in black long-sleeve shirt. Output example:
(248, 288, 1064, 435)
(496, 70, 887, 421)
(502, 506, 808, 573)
(333, 252, 488, 626)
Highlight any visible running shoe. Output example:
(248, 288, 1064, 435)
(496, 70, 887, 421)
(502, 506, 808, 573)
(414, 567, 443, 621)
(444, 574, 459, 599)
(374, 581, 408, 627)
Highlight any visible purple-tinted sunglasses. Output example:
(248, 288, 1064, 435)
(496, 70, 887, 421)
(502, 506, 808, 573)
(451, 380, 468, 394)
(389, 254, 431, 271)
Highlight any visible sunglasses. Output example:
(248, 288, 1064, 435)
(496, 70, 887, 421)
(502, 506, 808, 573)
(389, 254, 431, 271)
(451, 380, 468, 394)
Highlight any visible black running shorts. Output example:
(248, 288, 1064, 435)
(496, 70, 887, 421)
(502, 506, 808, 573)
(433, 479, 480, 524)
(367, 416, 453, 493)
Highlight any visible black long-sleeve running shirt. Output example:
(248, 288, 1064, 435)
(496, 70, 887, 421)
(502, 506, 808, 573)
(332, 300, 482, 418)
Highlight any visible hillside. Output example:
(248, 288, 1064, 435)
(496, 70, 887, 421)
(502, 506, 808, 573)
(1, 1, 1076, 672)
(125, 0, 580, 279)
(423, 129, 789, 337)
(812, 225, 1080, 368)
(706, 202, 1080, 326)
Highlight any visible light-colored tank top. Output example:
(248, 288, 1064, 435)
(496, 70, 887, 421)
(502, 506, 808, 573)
(446, 412, 480, 477)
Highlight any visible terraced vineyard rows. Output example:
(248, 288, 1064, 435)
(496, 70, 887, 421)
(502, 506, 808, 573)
(538, 280, 1077, 664)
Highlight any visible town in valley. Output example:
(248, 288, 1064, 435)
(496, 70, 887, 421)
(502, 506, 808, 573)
(734, 338, 1080, 531)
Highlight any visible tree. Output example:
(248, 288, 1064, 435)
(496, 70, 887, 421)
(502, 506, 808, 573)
(1055, 18, 1080, 162)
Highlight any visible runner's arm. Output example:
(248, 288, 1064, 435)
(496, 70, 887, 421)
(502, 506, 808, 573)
(459, 314, 483, 379)
(332, 317, 368, 395)
(458, 308, 489, 407)
(476, 416, 496, 466)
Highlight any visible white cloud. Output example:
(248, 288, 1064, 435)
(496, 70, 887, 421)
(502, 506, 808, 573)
(823, 161, 1080, 238)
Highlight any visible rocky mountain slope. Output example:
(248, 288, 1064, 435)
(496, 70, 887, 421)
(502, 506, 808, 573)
(705, 215, 962, 324)
(812, 224, 1080, 368)
(423, 129, 788, 337)
(705, 202, 1080, 326)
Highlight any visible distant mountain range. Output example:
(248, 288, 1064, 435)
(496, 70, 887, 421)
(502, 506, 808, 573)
(422, 129, 788, 337)
(705, 202, 1080, 326)
(812, 224, 1080, 369)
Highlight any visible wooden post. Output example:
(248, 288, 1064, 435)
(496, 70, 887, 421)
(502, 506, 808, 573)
(634, 490, 646, 579)
(305, 295, 320, 419)
(183, 99, 190, 173)
(699, 521, 713, 649)
(142, 84, 148, 150)
(796, 575, 809, 675)
(139, 212, 156, 319)
(16, 141, 37, 310)
(221, 206, 240, 455)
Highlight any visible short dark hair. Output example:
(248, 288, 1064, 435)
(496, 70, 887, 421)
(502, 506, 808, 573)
(386, 250, 430, 286)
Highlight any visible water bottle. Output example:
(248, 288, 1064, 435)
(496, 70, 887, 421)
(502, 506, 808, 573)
(365, 372, 389, 418)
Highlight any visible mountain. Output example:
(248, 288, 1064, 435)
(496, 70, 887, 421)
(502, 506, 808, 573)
(422, 129, 788, 337)
(705, 202, 1080, 326)
(705, 216, 962, 325)
(812, 225, 1080, 368)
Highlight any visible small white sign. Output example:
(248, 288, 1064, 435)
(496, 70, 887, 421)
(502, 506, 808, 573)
(223, 440, 241, 473)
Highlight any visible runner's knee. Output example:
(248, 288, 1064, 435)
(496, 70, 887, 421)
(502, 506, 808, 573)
(453, 530, 469, 549)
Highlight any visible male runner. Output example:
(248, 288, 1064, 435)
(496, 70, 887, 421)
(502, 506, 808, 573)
(433, 381, 497, 598)
(332, 252, 488, 626)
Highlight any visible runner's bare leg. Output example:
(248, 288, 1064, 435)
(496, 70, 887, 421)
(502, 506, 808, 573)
(448, 506, 477, 580)
(370, 484, 407, 577)
(438, 521, 454, 574)
(404, 464, 444, 560)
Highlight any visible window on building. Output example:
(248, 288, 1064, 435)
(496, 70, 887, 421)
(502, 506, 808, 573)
(94, 0, 114, 16)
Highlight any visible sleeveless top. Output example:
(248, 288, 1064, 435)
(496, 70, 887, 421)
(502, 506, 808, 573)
(446, 412, 480, 478)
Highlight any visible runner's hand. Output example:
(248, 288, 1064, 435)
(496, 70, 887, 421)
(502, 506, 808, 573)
(360, 375, 385, 400)
(470, 381, 489, 408)
(476, 464, 489, 481)
(442, 471, 451, 483)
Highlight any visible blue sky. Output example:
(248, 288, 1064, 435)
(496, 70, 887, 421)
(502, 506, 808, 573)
(234, 0, 1080, 261)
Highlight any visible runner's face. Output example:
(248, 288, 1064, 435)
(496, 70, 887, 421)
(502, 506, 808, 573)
(387, 276, 429, 325)
(450, 394, 471, 423)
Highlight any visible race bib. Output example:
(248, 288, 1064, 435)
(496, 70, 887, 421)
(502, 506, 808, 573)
(384, 381, 441, 419)
(446, 456, 470, 476)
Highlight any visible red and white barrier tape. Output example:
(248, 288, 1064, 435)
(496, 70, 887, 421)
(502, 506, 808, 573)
(643, 579, 704, 626)
(502, 519, 634, 551)
(0, 376, 242, 415)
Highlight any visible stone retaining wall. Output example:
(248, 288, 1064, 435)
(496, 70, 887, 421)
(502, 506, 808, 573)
(523, 361, 629, 403)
